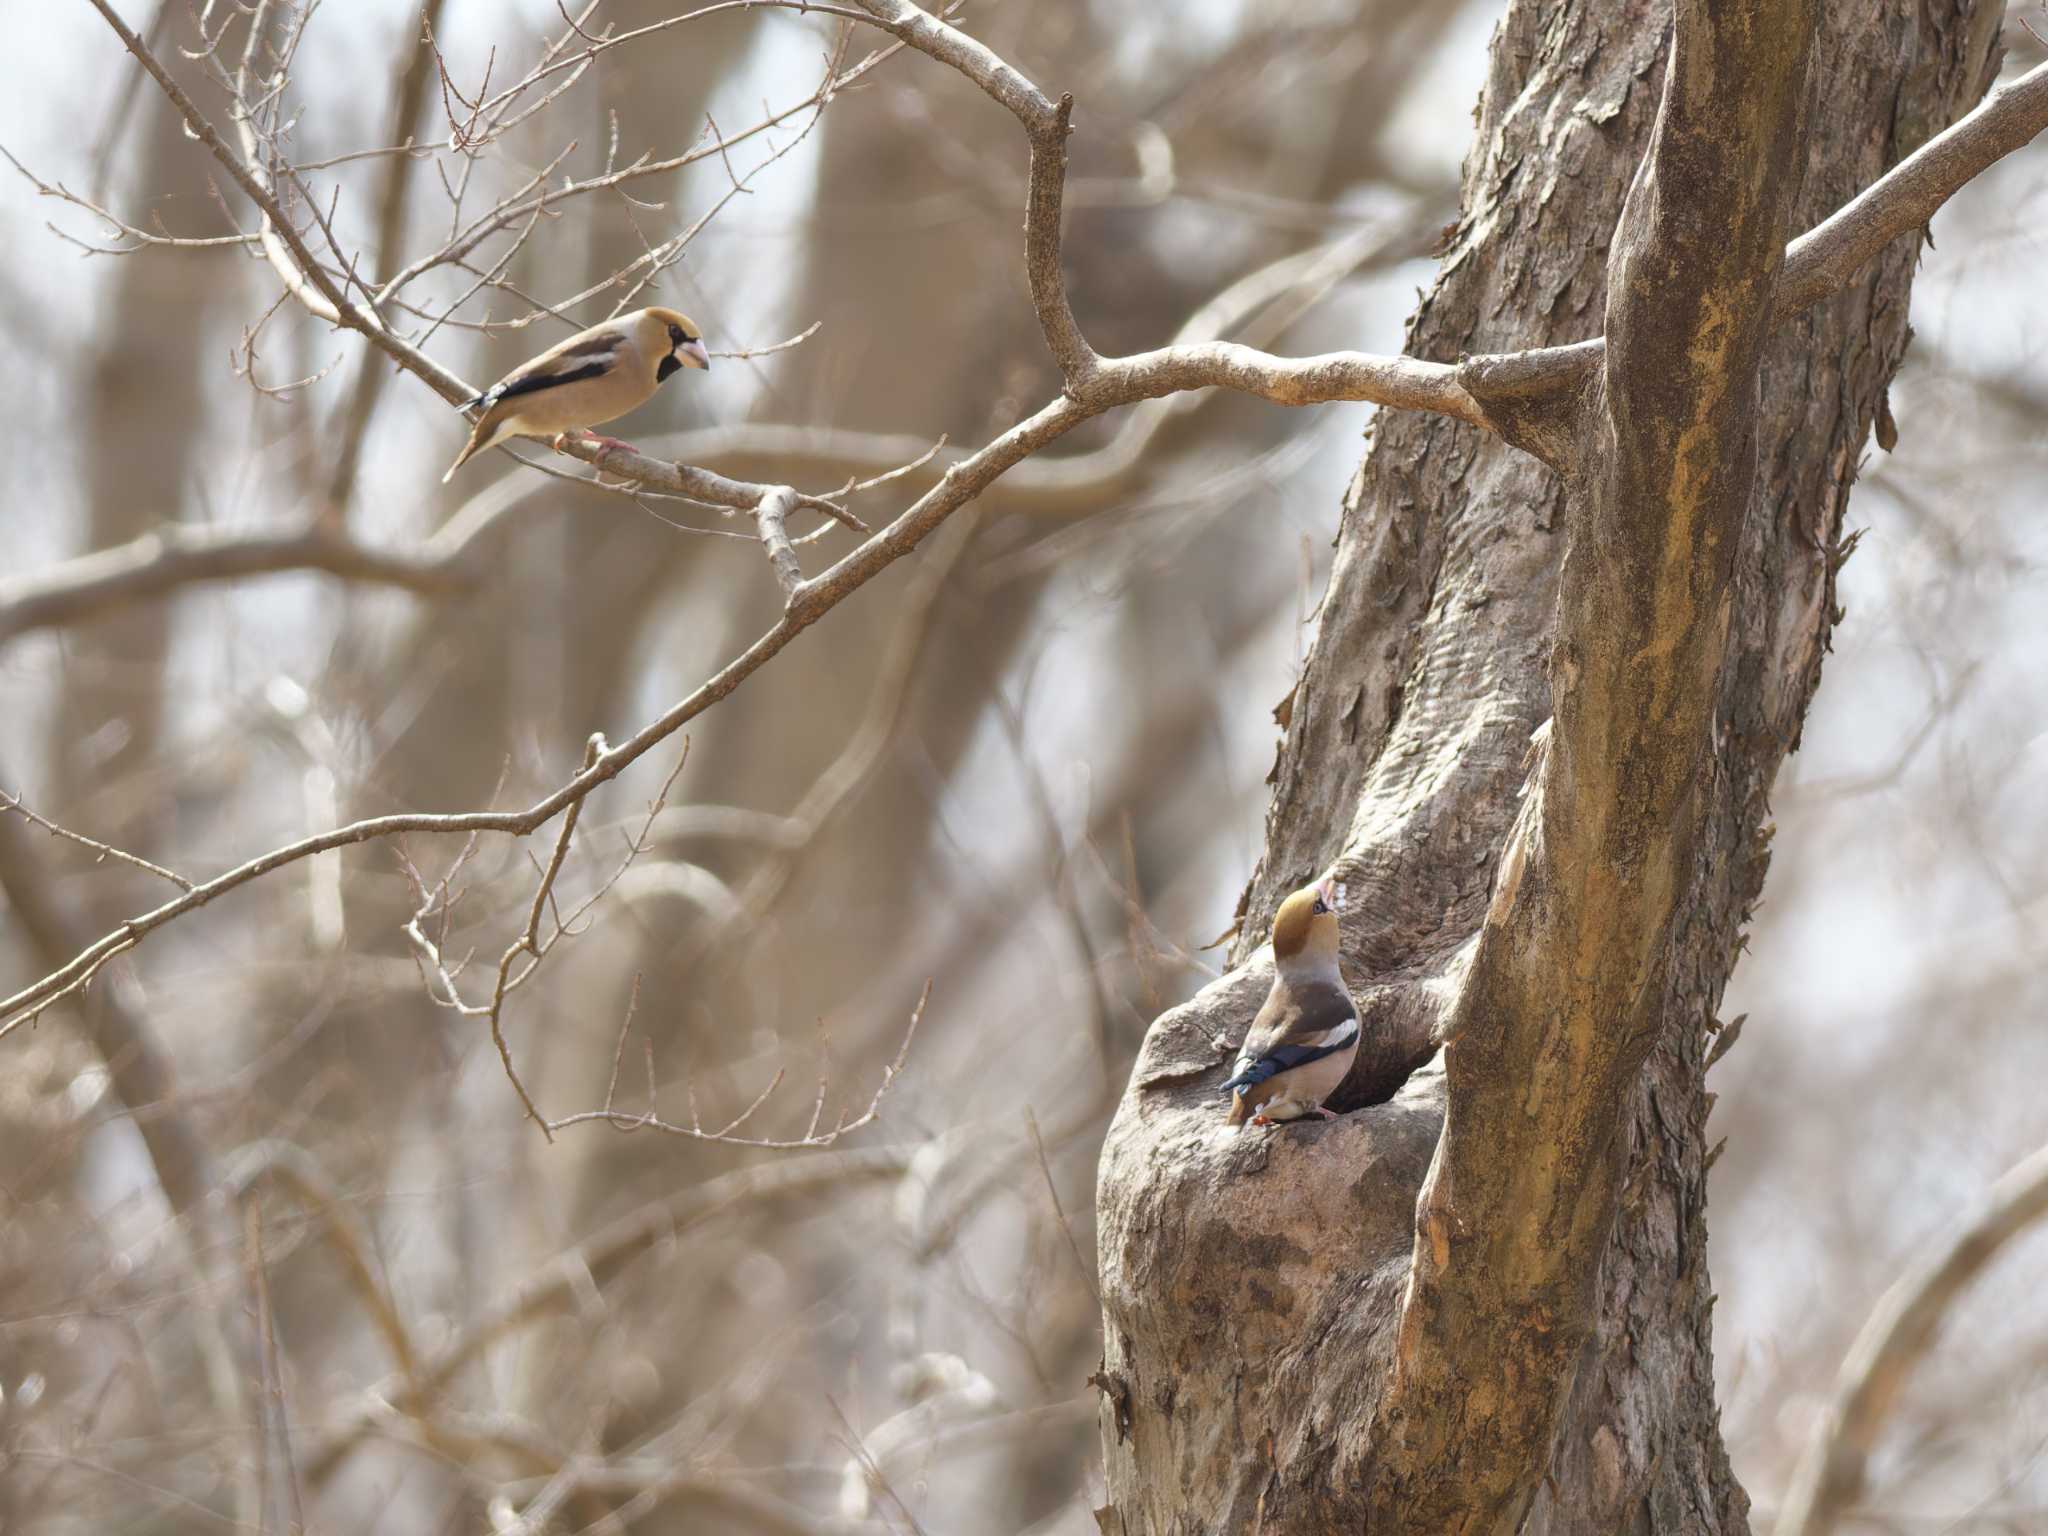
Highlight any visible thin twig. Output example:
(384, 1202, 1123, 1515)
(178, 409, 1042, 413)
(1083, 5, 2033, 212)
(35, 0, 2048, 1049)
(1025, 1106, 1100, 1309)
(1, 790, 194, 892)
(541, 980, 928, 1148)
(305, 1145, 921, 1483)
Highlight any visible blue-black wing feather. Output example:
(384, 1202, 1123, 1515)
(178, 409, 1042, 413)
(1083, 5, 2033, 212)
(468, 331, 625, 411)
(1219, 1037, 1351, 1095)
(1219, 975, 1359, 1098)
(487, 359, 610, 405)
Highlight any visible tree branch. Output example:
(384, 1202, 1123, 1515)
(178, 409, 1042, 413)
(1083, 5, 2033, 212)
(304, 1144, 917, 1484)
(0, 522, 465, 644)
(38, 0, 2042, 1088)
(322, 0, 451, 513)
(1459, 55, 2048, 441)
(0, 210, 1436, 646)
(1774, 1140, 2048, 1536)
(82, 0, 867, 572)
(81, 0, 473, 403)
(0, 805, 266, 1529)
(1778, 56, 2048, 313)
(0, 388, 1087, 1038)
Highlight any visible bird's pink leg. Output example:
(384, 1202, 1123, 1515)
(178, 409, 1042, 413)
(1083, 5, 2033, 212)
(552, 432, 638, 471)
(1251, 1107, 1336, 1128)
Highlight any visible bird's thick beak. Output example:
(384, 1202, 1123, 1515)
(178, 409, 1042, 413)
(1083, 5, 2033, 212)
(1317, 876, 1341, 911)
(680, 338, 711, 371)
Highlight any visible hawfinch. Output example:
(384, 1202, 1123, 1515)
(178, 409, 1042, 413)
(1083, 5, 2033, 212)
(1221, 877, 1359, 1127)
(442, 306, 710, 481)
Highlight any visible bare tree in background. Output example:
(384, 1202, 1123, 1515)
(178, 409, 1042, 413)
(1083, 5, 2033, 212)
(2, 1, 2047, 1533)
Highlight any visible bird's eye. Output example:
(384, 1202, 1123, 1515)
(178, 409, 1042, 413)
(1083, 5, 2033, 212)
(667, 323, 684, 346)
(1312, 896, 1329, 915)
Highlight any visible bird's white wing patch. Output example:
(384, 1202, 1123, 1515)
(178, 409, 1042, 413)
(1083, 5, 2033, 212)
(1296, 1015, 1359, 1051)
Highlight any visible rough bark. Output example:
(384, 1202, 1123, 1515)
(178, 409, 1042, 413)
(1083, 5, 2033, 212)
(1094, 2, 2005, 1533)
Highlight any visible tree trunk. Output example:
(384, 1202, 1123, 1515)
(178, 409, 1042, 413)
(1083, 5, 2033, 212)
(1093, 2, 2005, 1532)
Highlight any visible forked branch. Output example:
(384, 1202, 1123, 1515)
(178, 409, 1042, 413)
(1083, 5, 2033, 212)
(23, 0, 2047, 1109)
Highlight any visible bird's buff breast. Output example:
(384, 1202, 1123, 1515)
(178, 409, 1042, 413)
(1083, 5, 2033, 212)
(1246, 1042, 1356, 1118)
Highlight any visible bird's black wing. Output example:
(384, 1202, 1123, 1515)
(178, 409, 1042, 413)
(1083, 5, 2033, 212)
(1219, 980, 1359, 1096)
(474, 331, 626, 408)
(1218, 1034, 1355, 1094)
(487, 359, 611, 406)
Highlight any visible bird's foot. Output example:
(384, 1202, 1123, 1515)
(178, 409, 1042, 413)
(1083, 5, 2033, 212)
(1250, 1108, 1336, 1128)
(553, 433, 637, 471)
(587, 434, 637, 474)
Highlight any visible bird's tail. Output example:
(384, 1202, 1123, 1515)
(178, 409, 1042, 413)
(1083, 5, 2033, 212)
(442, 396, 505, 482)
(442, 418, 497, 482)
(1226, 1089, 1249, 1128)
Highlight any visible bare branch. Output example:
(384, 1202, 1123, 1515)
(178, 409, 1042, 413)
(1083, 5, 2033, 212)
(849, 0, 1475, 418)
(1779, 58, 2048, 313)
(472, 0, 874, 125)
(542, 980, 927, 1149)
(373, 24, 916, 305)
(400, 740, 694, 1135)
(753, 487, 807, 599)
(1084, 341, 1481, 424)
(0, 522, 465, 645)
(0, 144, 259, 255)
(1026, 92, 1093, 388)
(82, 0, 476, 406)
(846, 0, 1055, 129)
(229, 1139, 423, 1391)
(1460, 56, 2048, 433)
(1775, 1141, 2048, 1536)
(709, 319, 822, 362)
(305, 1144, 920, 1484)
(40, 0, 2042, 1078)
(1, 789, 193, 892)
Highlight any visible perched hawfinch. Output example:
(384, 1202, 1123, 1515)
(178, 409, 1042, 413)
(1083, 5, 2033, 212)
(1221, 877, 1359, 1128)
(442, 306, 710, 481)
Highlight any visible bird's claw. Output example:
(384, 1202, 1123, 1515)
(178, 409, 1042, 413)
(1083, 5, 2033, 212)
(553, 432, 637, 473)
(1249, 1108, 1338, 1128)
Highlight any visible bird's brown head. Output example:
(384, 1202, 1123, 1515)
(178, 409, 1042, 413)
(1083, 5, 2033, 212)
(1271, 877, 1343, 967)
(647, 307, 710, 379)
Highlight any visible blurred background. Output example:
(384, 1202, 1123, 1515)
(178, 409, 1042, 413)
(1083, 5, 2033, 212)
(0, 2, 2043, 1531)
